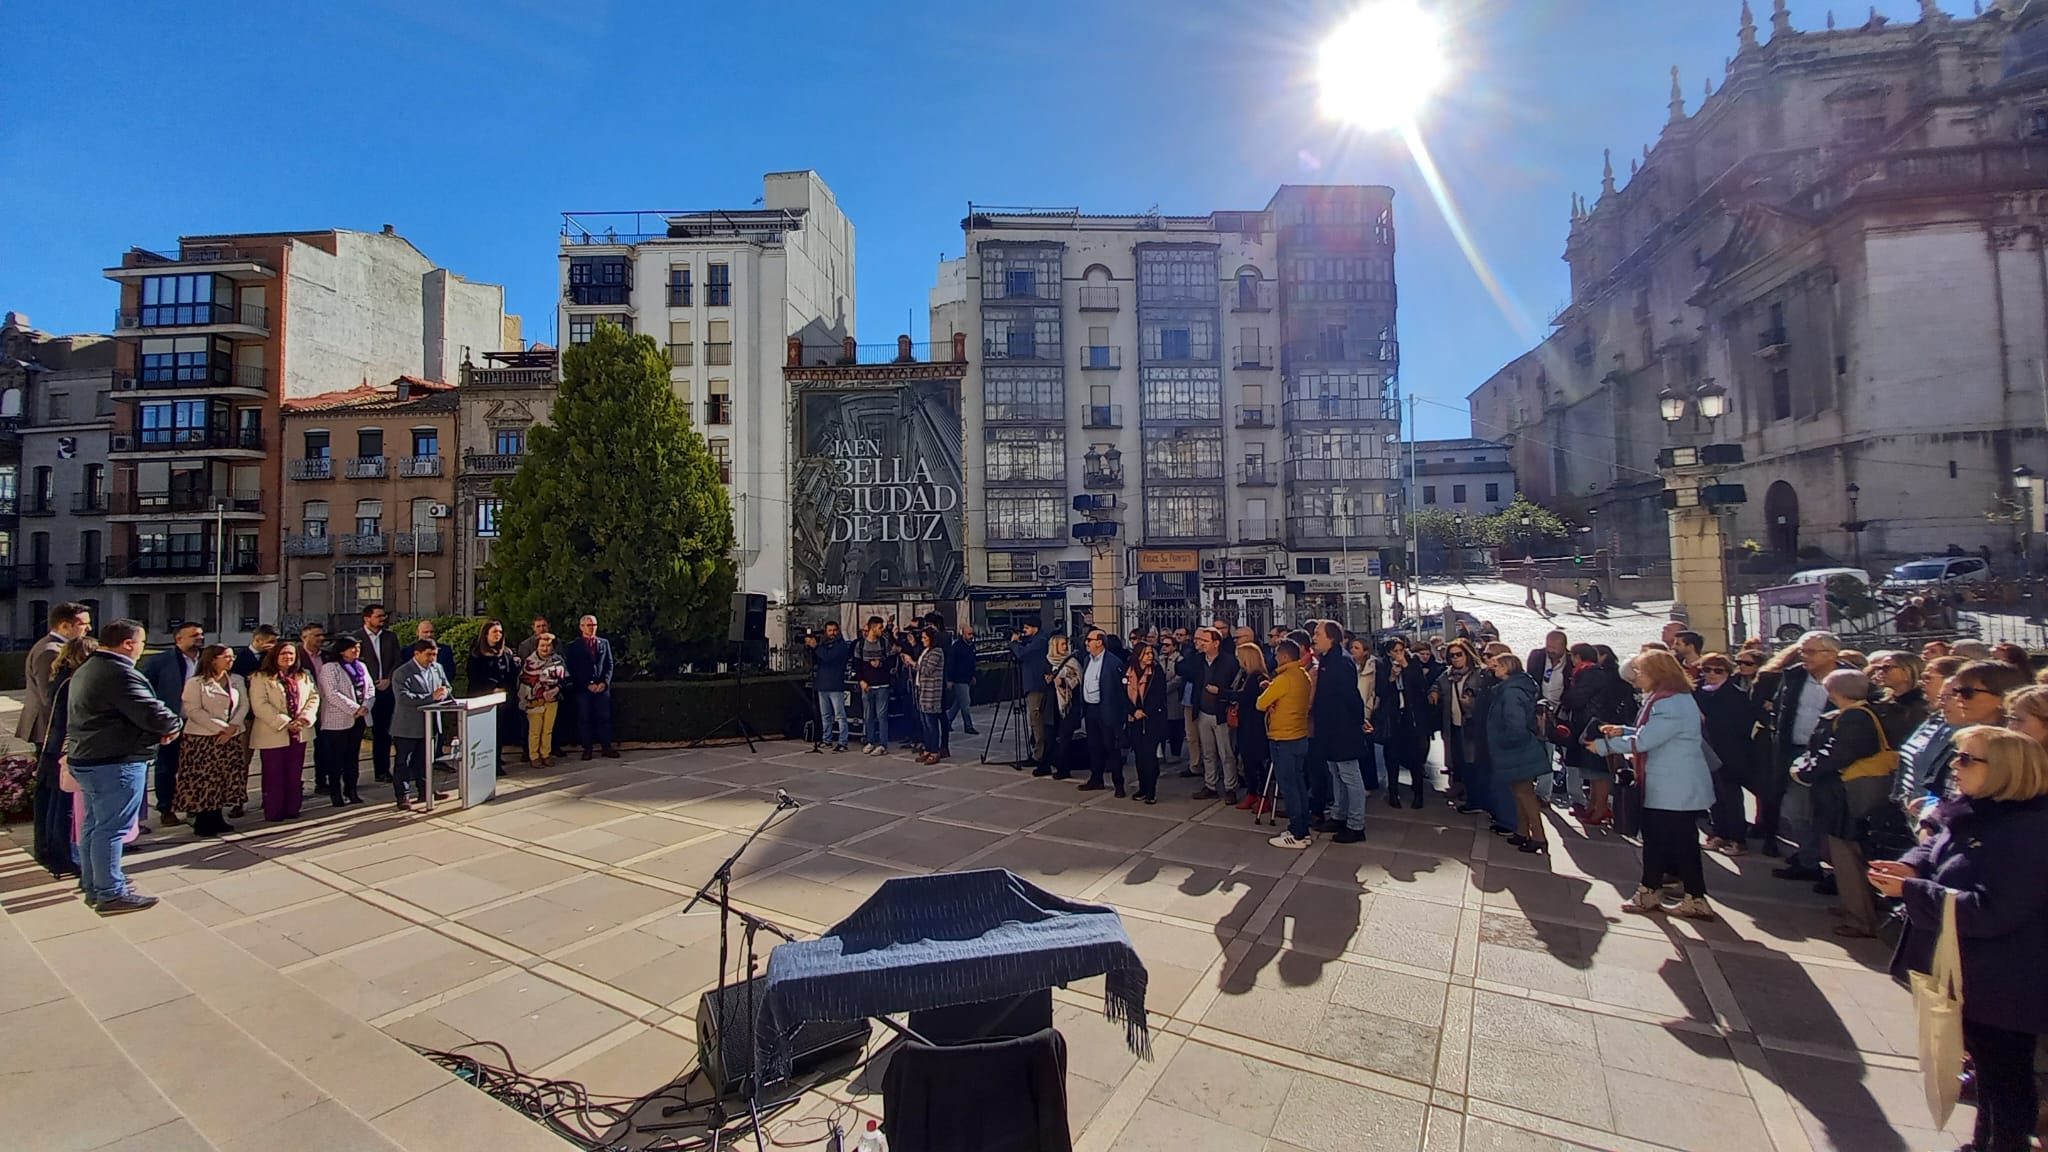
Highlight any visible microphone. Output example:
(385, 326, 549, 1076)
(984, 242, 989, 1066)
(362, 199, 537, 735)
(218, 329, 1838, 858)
(776, 789, 800, 811)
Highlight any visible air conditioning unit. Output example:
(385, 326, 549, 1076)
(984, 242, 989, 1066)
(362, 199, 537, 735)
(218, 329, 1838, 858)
(111, 434, 134, 452)
(1035, 563, 1058, 579)
(1200, 558, 1220, 575)
(115, 377, 138, 391)
(427, 503, 450, 518)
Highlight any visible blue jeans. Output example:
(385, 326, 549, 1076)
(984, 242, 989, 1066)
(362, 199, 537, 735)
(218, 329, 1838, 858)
(70, 759, 147, 902)
(1270, 737, 1313, 839)
(946, 683, 976, 733)
(862, 686, 890, 747)
(1330, 758, 1366, 833)
(922, 711, 945, 755)
(818, 691, 848, 747)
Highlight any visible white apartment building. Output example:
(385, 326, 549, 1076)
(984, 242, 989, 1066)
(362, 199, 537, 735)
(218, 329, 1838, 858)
(939, 188, 1401, 638)
(557, 171, 855, 622)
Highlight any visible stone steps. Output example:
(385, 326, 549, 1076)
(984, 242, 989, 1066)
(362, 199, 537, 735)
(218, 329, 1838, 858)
(0, 868, 577, 1152)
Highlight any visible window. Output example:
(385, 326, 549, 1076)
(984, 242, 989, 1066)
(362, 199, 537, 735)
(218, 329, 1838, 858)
(139, 335, 228, 384)
(1137, 249, 1220, 304)
(1422, 485, 1437, 505)
(1771, 368, 1792, 421)
(303, 430, 330, 458)
(707, 438, 732, 484)
(411, 427, 438, 456)
(986, 552, 1039, 583)
(1296, 557, 1333, 576)
(982, 310, 1061, 361)
(570, 316, 595, 344)
(45, 392, 68, 423)
(1142, 315, 1216, 362)
(1484, 482, 1500, 503)
(84, 463, 105, 503)
(138, 274, 230, 326)
(1949, 460, 1959, 479)
(668, 267, 692, 306)
(138, 400, 215, 445)
(1139, 366, 1221, 421)
(96, 390, 113, 417)
(978, 247, 1062, 301)
(303, 501, 329, 536)
(1004, 269, 1036, 299)
(1141, 426, 1223, 481)
(669, 319, 693, 366)
(986, 493, 1065, 541)
(705, 319, 732, 365)
(355, 499, 383, 535)
(357, 428, 384, 458)
(337, 567, 386, 616)
(1144, 487, 1224, 540)
(707, 263, 731, 307)
(476, 498, 502, 537)
(494, 427, 525, 455)
(707, 379, 732, 425)
(2033, 109, 2048, 138)
(1452, 484, 1467, 504)
(982, 366, 1063, 422)
(985, 429, 1064, 483)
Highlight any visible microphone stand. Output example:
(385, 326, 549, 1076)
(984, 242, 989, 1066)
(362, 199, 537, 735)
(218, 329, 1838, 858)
(668, 792, 801, 1152)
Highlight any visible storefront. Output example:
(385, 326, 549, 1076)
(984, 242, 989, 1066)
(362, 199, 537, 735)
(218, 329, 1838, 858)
(1133, 549, 1199, 636)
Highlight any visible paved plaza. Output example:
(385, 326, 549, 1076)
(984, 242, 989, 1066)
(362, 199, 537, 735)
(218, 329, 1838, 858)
(0, 589, 1958, 1151)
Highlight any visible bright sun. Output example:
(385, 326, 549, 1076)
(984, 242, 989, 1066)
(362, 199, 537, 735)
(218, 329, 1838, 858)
(1317, 0, 1447, 133)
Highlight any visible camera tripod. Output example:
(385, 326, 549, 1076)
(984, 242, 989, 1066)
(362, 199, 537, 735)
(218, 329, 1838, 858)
(980, 650, 1033, 767)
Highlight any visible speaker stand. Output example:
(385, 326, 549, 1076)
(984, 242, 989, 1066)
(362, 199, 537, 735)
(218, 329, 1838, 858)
(691, 654, 761, 754)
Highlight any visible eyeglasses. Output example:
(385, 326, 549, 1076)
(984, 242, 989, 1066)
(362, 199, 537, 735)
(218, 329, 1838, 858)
(1945, 686, 1997, 700)
(1953, 750, 1986, 768)
(1702, 667, 1731, 676)
(1734, 660, 1758, 667)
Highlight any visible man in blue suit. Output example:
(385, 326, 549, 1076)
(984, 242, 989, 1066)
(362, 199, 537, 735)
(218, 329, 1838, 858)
(138, 622, 203, 825)
(563, 614, 617, 760)
(1077, 629, 1127, 796)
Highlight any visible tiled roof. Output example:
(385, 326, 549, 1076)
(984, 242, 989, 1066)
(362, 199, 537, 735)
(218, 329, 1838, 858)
(283, 376, 457, 415)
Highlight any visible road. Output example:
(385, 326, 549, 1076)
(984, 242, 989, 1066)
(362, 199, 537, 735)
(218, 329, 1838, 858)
(1393, 576, 1677, 658)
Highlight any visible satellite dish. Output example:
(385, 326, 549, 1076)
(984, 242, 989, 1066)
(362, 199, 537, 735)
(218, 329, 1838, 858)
(56, 436, 77, 459)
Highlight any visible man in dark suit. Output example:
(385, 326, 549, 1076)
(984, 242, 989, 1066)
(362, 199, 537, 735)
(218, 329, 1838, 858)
(414, 618, 457, 758)
(231, 625, 278, 679)
(353, 604, 402, 782)
(16, 601, 91, 752)
(1766, 630, 1839, 870)
(139, 622, 203, 825)
(1076, 629, 1126, 795)
(563, 614, 617, 759)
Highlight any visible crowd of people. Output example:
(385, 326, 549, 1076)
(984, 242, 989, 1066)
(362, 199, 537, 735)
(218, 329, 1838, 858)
(21, 603, 623, 919)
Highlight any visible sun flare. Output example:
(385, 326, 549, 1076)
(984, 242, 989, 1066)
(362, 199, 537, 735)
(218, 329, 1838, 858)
(1317, 0, 1447, 133)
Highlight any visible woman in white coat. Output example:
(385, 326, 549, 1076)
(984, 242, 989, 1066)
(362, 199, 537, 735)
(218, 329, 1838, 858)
(1588, 649, 1718, 919)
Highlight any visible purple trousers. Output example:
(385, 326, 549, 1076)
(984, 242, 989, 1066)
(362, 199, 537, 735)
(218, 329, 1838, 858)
(261, 742, 307, 821)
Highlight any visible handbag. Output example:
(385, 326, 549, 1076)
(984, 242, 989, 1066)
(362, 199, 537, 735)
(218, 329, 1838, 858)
(1911, 889, 1965, 1128)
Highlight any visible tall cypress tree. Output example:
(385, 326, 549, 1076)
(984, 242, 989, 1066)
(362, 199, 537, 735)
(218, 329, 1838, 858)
(484, 321, 737, 676)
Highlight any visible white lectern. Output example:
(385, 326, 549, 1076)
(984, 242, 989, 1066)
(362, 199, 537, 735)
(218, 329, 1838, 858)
(423, 693, 504, 811)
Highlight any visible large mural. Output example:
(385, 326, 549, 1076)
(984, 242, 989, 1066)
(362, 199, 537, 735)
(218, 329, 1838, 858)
(791, 375, 964, 604)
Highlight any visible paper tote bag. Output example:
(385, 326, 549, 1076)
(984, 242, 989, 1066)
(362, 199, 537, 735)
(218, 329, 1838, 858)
(1910, 890, 1965, 1128)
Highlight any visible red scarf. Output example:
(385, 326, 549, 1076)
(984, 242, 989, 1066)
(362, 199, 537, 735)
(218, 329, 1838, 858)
(281, 674, 304, 744)
(1628, 690, 1677, 779)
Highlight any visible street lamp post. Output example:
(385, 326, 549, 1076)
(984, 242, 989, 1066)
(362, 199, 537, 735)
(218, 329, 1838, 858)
(1843, 483, 1866, 571)
(1657, 379, 1743, 650)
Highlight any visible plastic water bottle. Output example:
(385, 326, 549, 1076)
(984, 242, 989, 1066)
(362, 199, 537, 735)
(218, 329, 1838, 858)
(854, 1118, 889, 1152)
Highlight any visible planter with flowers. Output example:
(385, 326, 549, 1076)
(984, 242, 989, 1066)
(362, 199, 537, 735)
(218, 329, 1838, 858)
(0, 754, 36, 821)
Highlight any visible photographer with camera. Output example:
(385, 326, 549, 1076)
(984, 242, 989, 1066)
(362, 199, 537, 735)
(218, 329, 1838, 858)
(1009, 621, 1051, 766)
(804, 622, 853, 753)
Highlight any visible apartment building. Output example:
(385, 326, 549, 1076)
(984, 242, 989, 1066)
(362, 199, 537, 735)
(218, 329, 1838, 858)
(940, 186, 1400, 637)
(280, 379, 458, 632)
(98, 227, 512, 642)
(0, 313, 118, 645)
(453, 348, 558, 616)
(558, 170, 854, 620)
(1408, 438, 1515, 516)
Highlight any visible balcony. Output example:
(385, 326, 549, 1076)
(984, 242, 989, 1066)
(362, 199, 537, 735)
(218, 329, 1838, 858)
(1281, 397, 1398, 424)
(462, 365, 556, 388)
(565, 283, 633, 306)
(982, 340, 1063, 364)
(113, 302, 268, 337)
(398, 454, 443, 478)
(66, 560, 105, 587)
(345, 456, 386, 479)
(1235, 405, 1273, 430)
(1080, 345, 1121, 370)
(71, 492, 109, 515)
(1238, 462, 1278, 487)
(462, 451, 523, 475)
(1286, 458, 1390, 482)
(1286, 516, 1393, 547)
(119, 363, 269, 399)
(288, 457, 333, 481)
(21, 495, 56, 517)
(339, 533, 389, 556)
(283, 534, 332, 558)
(1233, 344, 1275, 370)
(1238, 518, 1282, 544)
(1077, 286, 1120, 311)
(1083, 463, 1125, 490)
(985, 524, 1067, 545)
(110, 489, 263, 516)
(1231, 282, 1277, 312)
(670, 343, 694, 367)
(983, 403, 1064, 425)
(1757, 327, 1790, 358)
(704, 342, 734, 366)
(1082, 404, 1124, 430)
(106, 551, 268, 580)
(394, 530, 443, 555)
(18, 563, 53, 588)
(707, 396, 733, 425)
(110, 427, 264, 455)
(0, 496, 13, 516)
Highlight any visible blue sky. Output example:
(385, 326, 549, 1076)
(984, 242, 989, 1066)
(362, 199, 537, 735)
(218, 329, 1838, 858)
(0, 0, 1944, 439)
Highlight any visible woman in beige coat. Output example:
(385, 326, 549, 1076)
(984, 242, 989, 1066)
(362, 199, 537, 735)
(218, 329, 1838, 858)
(249, 642, 320, 821)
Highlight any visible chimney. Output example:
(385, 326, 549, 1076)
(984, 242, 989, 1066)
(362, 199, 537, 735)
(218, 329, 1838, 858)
(842, 336, 858, 363)
(951, 331, 968, 363)
(786, 335, 802, 368)
(381, 224, 395, 236)
(897, 334, 914, 362)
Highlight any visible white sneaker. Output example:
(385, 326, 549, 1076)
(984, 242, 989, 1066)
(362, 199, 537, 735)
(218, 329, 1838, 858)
(1671, 895, 1717, 920)
(1269, 832, 1313, 850)
(867, 745, 883, 757)
(1622, 885, 1668, 915)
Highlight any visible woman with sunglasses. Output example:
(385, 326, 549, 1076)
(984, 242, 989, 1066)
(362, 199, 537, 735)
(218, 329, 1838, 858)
(1873, 725, 2048, 1152)
(1913, 661, 2032, 812)
(1695, 654, 1758, 855)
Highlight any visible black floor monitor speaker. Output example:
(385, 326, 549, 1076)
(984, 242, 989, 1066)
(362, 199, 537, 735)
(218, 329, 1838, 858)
(697, 976, 871, 1098)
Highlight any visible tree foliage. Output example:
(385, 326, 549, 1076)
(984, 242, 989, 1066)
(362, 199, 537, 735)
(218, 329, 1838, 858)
(1411, 495, 1568, 551)
(482, 321, 738, 677)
